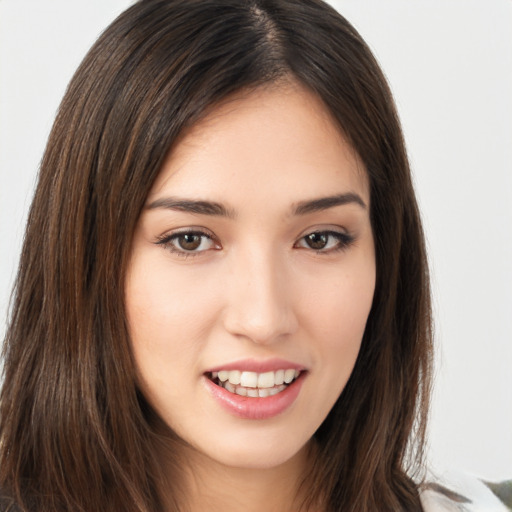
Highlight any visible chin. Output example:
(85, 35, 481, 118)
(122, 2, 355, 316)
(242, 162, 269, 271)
(182, 424, 312, 471)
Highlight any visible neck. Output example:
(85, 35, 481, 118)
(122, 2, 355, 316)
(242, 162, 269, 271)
(163, 441, 316, 512)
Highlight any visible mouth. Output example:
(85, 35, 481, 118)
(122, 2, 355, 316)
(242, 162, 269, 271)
(206, 369, 302, 398)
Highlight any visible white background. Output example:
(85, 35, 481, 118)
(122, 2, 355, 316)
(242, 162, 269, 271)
(1, 0, 511, 481)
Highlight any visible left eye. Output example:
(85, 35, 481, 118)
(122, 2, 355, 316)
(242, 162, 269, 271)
(295, 231, 353, 252)
(156, 231, 218, 254)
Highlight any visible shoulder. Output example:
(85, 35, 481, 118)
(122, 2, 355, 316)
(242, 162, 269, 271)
(419, 471, 511, 512)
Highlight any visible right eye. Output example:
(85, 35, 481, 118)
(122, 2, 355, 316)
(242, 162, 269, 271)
(156, 230, 220, 257)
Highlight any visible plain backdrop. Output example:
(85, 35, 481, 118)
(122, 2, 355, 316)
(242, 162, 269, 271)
(1, 0, 511, 481)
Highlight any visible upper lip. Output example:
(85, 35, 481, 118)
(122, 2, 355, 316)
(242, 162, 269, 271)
(205, 358, 307, 374)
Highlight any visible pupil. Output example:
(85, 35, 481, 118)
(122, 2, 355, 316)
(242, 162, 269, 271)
(307, 233, 327, 249)
(179, 234, 201, 250)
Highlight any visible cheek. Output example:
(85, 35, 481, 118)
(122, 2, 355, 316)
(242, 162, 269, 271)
(124, 259, 217, 428)
(300, 263, 375, 338)
(299, 260, 375, 384)
(124, 258, 215, 403)
(280, 261, 375, 441)
(125, 258, 217, 350)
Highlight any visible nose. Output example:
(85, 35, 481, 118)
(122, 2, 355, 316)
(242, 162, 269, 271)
(222, 247, 298, 345)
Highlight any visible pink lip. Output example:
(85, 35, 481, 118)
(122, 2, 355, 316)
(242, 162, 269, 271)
(205, 358, 306, 373)
(203, 371, 306, 420)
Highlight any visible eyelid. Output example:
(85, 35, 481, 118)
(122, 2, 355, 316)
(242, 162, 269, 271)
(155, 226, 215, 241)
(296, 224, 349, 238)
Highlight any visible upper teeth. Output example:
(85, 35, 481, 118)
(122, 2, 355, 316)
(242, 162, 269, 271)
(212, 369, 300, 388)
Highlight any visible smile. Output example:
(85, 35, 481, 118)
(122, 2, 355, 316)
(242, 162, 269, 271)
(208, 369, 302, 397)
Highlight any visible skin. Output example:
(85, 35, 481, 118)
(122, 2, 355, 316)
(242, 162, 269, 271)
(125, 81, 376, 512)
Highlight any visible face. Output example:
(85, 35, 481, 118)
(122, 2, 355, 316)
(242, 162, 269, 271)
(125, 83, 375, 470)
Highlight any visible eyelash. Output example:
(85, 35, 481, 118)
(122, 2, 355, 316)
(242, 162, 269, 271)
(155, 229, 355, 257)
(294, 230, 355, 253)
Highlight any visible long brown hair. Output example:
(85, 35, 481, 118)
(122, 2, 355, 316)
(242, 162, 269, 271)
(0, 1, 433, 511)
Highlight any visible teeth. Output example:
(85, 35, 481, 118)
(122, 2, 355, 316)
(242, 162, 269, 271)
(284, 369, 296, 384)
(268, 387, 281, 396)
(228, 370, 241, 385)
(224, 381, 235, 393)
(235, 387, 247, 397)
(218, 369, 301, 388)
(211, 368, 302, 397)
(257, 371, 275, 388)
(240, 371, 258, 388)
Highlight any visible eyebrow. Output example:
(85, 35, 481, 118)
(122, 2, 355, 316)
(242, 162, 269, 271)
(145, 192, 366, 218)
(145, 197, 235, 218)
(292, 193, 367, 215)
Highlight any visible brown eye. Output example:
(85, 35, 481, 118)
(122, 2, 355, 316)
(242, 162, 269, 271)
(295, 230, 354, 253)
(305, 232, 328, 250)
(177, 234, 202, 251)
(156, 230, 218, 256)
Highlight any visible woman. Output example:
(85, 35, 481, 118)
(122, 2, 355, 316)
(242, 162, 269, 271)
(0, 0, 481, 510)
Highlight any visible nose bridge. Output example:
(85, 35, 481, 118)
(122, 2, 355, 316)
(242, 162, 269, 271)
(222, 242, 297, 344)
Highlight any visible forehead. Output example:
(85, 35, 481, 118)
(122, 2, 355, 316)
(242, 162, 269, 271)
(148, 82, 369, 208)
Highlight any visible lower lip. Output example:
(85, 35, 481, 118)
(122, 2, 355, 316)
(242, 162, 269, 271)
(204, 372, 306, 420)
